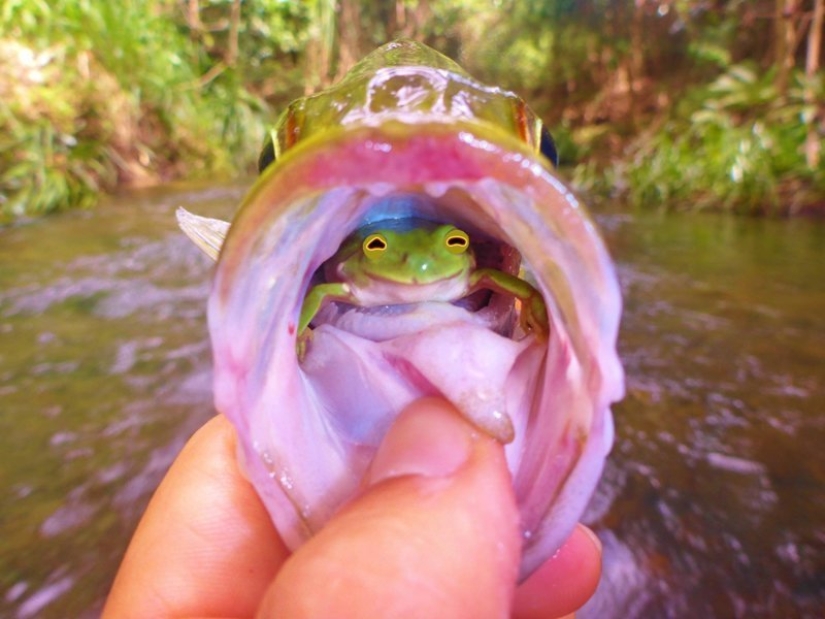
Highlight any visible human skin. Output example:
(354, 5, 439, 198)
(102, 398, 602, 619)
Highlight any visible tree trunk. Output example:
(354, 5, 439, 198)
(805, 0, 824, 169)
(304, 0, 336, 93)
(187, 0, 203, 35)
(335, 0, 363, 80)
(627, 0, 646, 122)
(226, 0, 241, 67)
(775, 0, 800, 96)
(630, 1, 645, 82)
(389, 0, 405, 36)
(408, 0, 431, 39)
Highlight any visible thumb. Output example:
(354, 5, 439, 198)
(258, 397, 521, 619)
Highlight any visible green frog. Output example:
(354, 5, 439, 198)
(299, 220, 548, 339)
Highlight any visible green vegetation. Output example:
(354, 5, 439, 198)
(0, 0, 306, 221)
(452, 0, 824, 215)
(1, 0, 822, 222)
(579, 62, 825, 214)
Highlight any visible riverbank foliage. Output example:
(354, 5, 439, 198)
(2, 0, 822, 221)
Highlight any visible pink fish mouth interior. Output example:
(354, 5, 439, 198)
(300, 189, 543, 444)
(208, 122, 624, 579)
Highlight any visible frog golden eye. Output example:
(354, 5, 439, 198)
(444, 228, 470, 254)
(362, 233, 388, 259)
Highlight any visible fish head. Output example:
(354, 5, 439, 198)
(181, 42, 624, 581)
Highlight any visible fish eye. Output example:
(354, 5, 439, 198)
(444, 228, 470, 254)
(363, 233, 388, 259)
(539, 125, 559, 167)
(258, 137, 276, 173)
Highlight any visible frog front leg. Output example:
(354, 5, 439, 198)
(468, 269, 549, 339)
(297, 282, 356, 357)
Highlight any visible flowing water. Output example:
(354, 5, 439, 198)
(582, 209, 825, 618)
(0, 182, 823, 618)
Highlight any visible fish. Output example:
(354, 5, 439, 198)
(177, 39, 624, 580)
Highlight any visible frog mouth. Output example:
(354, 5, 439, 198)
(183, 120, 624, 580)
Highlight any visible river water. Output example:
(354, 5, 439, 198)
(0, 182, 823, 618)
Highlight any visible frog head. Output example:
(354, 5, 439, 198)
(341, 223, 474, 285)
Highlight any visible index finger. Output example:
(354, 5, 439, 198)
(102, 414, 289, 619)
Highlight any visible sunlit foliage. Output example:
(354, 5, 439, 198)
(0, 0, 287, 221)
(1, 0, 822, 221)
(581, 64, 824, 214)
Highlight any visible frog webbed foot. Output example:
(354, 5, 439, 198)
(469, 267, 549, 341)
(519, 294, 549, 341)
(296, 328, 314, 361)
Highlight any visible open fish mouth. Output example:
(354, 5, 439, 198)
(180, 117, 623, 579)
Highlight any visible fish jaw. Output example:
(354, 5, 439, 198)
(208, 119, 624, 580)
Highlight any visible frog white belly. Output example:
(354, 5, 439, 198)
(344, 273, 471, 306)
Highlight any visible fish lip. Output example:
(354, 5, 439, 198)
(208, 119, 624, 580)
(214, 118, 546, 303)
(215, 119, 619, 378)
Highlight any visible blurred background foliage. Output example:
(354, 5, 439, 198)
(1, 0, 822, 222)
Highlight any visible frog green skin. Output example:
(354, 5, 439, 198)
(298, 222, 548, 340)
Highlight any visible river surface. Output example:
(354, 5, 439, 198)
(0, 182, 823, 618)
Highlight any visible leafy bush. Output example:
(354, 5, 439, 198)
(590, 63, 824, 214)
(0, 0, 277, 222)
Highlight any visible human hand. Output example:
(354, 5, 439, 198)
(102, 398, 601, 618)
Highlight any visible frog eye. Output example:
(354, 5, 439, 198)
(362, 233, 388, 259)
(444, 228, 470, 254)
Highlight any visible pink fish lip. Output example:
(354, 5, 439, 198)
(208, 119, 624, 580)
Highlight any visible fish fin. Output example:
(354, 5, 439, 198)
(176, 207, 229, 262)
